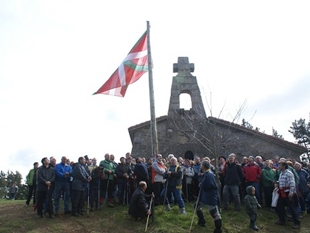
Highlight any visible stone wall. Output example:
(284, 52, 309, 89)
(129, 57, 306, 162)
(129, 117, 305, 161)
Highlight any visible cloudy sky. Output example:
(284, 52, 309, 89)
(1, 1, 309, 181)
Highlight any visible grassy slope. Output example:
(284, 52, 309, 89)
(0, 199, 309, 233)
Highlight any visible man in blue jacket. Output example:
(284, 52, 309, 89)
(196, 160, 222, 233)
(54, 156, 72, 215)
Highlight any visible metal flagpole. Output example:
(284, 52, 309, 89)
(146, 21, 159, 157)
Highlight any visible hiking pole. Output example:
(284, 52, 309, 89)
(104, 173, 110, 205)
(145, 193, 154, 232)
(123, 179, 127, 206)
(186, 176, 189, 202)
(97, 175, 100, 210)
(87, 183, 90, 216)
(127, 180, 130, 205)
(189, 187, 202, 232)
(162, 178, 169, 211)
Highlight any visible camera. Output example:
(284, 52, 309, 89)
(84, 155, 89, 161)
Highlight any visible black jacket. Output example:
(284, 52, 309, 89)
(164, 165, 182, 188)
(72, 163, 90, 191)
(90, 167, 104, 189)
(128, 187, 150, 219)
(36, 165, 55, 191)
(115, 163, 132, 185)
(134, 162, 149, 183)
(224, 162, 244, 186)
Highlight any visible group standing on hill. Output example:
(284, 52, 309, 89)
(23, 151, 310, 231)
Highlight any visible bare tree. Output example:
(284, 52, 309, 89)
(168, 94, 248, 197)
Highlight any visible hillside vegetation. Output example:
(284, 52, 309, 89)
(0, 199, 309, 233)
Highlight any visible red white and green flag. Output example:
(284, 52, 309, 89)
(93, 31, 148, 97)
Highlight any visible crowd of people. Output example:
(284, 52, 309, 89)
(24, 152, 310, 231)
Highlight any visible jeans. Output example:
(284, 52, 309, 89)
(249, 213, 257, 226)
(263, 186, 273, 207)
(223, 185, 241, 210)
(10, 193, 16, 200)
(161, 186, 185, 208)
(26, 185, 36, 205)
(100, 179, 114, 200)
(118, 180, 129, 205)
(152, 182, 164, 205)
(276, 193, 300, 225)
(305, 192, 310, 212)
(37, 190, 53, 216)
(72, 190, 86, 214)
(44, 185, 55, 213)
(54, 181, 71, 213)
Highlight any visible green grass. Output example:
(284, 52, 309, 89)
(0, 199, 309, 233)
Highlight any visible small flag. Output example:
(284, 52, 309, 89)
(93, 31, 148, 97)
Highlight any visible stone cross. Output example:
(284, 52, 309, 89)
(173, 57, 195, 74)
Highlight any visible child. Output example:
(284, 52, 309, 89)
(244, 186, 261, 231)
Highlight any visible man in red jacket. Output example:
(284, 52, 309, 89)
(242, 156, 262, 204)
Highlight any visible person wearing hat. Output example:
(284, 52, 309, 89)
(275, 158, 300, 229)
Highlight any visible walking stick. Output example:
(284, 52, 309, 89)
(97, 175, 100, 210)
(127, 180, 130, 205)
(145, 193, 154, 232)
(87, 183, 90, 216)
(123, 179, 127, 206)
(104, 173, 110, 205)
(186, 177, 189, 202)
(189, 187, 202, 232)
(162, 178, 169, 211)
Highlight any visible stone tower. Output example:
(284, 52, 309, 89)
(165, 57, 208, 160)
(168, 57, 206, 119)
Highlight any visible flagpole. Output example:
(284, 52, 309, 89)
(147, 21, 159, 157)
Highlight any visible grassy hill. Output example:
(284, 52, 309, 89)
(0, 199, 309, 233)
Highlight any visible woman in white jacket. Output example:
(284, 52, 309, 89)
(183, 159, 194, 202)
(152, 154, 167, 206)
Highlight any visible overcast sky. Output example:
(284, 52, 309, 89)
(1, 1, 309, 181)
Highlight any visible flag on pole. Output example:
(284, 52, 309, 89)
(93, 31, 148, 97)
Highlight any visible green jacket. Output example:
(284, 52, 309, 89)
(244, 186, 259, 215)
(262, 167, 275, 187)
(99, 160, 115, 180)
(26, 168, 36, 186)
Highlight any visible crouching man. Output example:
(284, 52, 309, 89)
(196, 160, 222, 233)
(128, 181, 154, 220)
